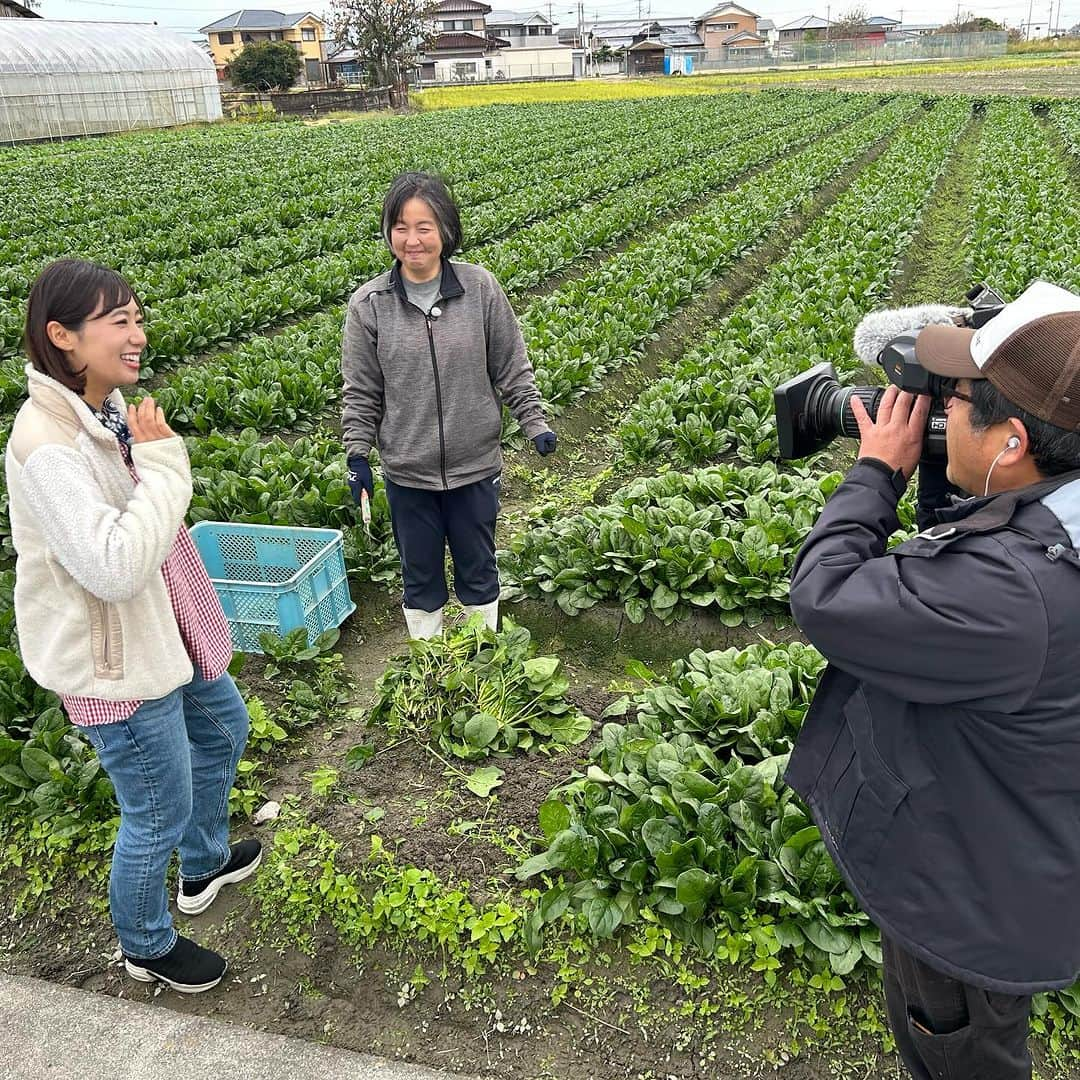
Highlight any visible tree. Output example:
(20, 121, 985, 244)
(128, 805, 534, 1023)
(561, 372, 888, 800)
(939, 10, 1003, 32)
(331, 0, 439, 96)
(228, 41, 303, 90)
(829, 5, 869, 39)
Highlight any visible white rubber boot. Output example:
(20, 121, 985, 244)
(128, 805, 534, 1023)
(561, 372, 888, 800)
(461, 599, 499, 632)
(403, 606, 444, 640)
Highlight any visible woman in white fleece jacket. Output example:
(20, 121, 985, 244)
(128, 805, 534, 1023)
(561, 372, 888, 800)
(6, 260, 258, 994)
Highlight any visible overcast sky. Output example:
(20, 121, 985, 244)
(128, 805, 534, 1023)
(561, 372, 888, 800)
(34, 0, 1077, 42)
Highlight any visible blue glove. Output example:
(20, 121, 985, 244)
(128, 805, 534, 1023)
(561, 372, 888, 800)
(533, 431, 557, 456)
(346, 456, 373, 504)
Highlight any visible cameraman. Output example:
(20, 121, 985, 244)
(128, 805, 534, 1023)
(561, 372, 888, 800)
(786, 280, 1080, 1080)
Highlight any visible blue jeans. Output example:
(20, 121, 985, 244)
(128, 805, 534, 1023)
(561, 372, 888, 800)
(77, 670, 249, 960)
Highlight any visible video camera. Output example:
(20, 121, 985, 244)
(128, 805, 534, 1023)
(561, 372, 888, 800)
(774, 285, 1007, 461)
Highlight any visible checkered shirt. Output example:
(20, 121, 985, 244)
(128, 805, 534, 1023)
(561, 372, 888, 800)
(62, 425, 234, 726)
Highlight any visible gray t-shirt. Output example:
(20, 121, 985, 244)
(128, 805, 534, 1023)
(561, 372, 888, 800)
(403, 274, 441, 315)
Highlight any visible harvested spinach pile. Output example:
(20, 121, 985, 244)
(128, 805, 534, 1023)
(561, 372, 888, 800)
(370, 617, 591, 761)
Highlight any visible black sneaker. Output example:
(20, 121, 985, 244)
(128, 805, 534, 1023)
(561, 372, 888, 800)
(177, 839, 262, 916)
(124, 935, 227, 993)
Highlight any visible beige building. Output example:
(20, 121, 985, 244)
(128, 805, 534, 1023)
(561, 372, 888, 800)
(199, 9, 328, 84)
(693, 2, 761, 49)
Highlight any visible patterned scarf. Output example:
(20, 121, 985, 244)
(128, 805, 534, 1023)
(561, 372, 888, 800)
(89, 398, 134, 468)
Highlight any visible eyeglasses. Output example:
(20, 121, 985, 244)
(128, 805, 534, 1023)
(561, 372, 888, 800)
(944, 386, 974, 407)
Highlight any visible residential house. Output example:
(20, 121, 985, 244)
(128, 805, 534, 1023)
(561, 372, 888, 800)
(200, 10, 329, 84)
(777, 14, 832, 41)
(417, 4, 573, 81)
(324, 41, 364, 83)
(691, 3, 768, 58)
(415, 0, 505, 82)
(0, 0, 40, 16)
(415, 0, 572, 82)
(857, 13, 898, 43)
(756, 17, 777, 43)
(567, 18, 688, 51)
(482, 8, 574, 75)
(620, 20, 703, 73)
(484, 9, 557, 46)
(693, 3, 757, 48)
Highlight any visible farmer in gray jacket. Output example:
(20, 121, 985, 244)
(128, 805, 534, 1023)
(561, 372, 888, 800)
(787, 280, 1080, 1079)
(341, 172, 555, 640)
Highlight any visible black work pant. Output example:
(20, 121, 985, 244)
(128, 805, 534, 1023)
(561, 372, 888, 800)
(384, 474, 500, 612)
(882, 934, 1032, 1080)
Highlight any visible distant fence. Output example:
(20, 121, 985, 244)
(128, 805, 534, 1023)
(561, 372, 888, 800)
(414, 66, 574, 87)
(221, 86, 393, 117)
(693, 30, 1008, 73)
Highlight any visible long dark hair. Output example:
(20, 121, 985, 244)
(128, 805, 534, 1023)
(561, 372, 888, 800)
(24, 259, 141, 394)
(380, 172, 463, 256)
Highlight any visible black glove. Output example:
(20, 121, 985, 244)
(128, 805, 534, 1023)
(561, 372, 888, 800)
(533, 431, 557, 456)
(346, 456, 373, 504)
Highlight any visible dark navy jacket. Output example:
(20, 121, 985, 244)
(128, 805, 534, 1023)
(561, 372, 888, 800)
(786, 459, 1080, 993)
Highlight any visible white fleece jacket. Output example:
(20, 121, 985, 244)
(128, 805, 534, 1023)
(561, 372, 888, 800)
(5, 366, 196, 699)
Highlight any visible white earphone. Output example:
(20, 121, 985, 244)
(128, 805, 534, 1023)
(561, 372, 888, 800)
(984, 435, 1022, 495)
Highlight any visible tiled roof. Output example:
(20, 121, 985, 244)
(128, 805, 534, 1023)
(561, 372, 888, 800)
(432, 0, 492, 12)
(778, 14, 831, 29)
(659, 29, 704, 44)
(486, 8, 550, 23)
(200, 9, 320, 32)
(696, 2, 758, 20)
(427, 30, 508, 48)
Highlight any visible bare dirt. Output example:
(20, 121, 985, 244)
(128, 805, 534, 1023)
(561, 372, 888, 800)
(0, 635, 902, 1080)
(3, 605, 1075, 1079)
(783, 64, 1080, 98)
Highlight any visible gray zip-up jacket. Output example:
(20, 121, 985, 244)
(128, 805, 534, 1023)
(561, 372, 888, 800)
(341, 259, 549, 491)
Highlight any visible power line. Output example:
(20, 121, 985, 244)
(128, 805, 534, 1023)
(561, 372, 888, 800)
(44, 0, 238, 11)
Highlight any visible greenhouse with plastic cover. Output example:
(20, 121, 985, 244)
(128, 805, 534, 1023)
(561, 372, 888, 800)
(0, 20, 222, 144)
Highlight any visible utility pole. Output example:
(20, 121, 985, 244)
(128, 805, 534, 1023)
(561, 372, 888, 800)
(1025, 0, 1035, 37)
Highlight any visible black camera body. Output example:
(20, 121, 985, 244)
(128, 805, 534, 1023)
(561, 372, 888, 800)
(774, 285, 1007, 461)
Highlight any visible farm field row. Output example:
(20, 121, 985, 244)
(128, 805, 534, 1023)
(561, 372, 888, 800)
(411, 54, 1080, 109)
(2, 86, 1080, 1080)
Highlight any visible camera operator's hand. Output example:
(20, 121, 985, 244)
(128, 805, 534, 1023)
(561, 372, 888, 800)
(851, 385, 931, 480)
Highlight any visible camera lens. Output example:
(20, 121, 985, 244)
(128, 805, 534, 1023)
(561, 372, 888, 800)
(833, 387, 884, 438)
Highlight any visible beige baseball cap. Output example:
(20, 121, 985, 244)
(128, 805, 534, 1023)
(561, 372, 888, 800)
(915, 280, 1080, 429)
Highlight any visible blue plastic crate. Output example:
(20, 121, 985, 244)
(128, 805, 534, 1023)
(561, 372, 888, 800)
(190, 522, 356, 653)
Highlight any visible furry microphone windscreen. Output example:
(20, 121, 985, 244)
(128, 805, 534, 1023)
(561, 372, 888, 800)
(853, 305, 965, 365)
